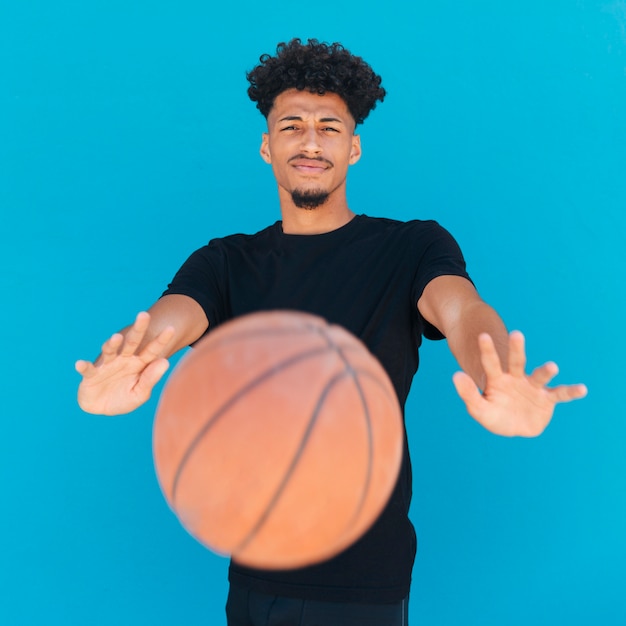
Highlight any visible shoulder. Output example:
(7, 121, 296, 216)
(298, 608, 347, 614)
(357, 215, 456, 246)
(182, 223, 280, 264)
(358, 214, 446, 233)
(208, 222, 279, 249)
(172, 223, 279, 275)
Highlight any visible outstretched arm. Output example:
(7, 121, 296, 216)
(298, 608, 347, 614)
(417, 276, 587, 437)
(75, 294, 208, 416)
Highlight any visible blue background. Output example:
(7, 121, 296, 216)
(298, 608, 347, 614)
(2, 1, 625, 624)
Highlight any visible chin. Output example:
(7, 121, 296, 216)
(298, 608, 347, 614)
(291, 188, 330, 210)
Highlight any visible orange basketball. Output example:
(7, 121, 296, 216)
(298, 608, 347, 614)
(152, 310, 403, 570)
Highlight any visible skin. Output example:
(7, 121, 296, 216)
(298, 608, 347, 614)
(76, 88, 587, 432)
(259, 89, 361, 234)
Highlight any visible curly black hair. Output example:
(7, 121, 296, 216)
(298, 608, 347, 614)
(247, 39, 386, 126)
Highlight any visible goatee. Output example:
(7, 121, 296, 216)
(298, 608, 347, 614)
(291, 188, 330, 210)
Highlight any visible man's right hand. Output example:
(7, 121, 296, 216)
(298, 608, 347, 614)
(75, 311, 176, 415)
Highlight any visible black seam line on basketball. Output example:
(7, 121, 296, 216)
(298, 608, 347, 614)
(341, 367, 374, 531)
(316, 328, 402, 532)
(170, 344, 332, 504)
(312, 326, 380, 531)
(337, 365, 403, 538)
(233, 368, 353, 556)
(316, 326, 375, 514)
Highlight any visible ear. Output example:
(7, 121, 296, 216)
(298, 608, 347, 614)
(260, 133, 271, 163)
(349, 134, 362, 165)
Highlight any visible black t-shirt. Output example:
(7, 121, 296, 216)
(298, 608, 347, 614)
(163, 214, 471, 603)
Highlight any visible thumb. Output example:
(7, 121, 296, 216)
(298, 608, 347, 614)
(452, 371, 484, 415)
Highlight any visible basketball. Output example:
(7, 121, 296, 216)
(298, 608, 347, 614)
(152, 310, 403, 570)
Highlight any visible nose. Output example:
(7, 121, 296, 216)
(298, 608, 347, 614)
(300, 126, 322, 155)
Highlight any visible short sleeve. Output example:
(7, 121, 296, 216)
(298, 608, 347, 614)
(161, 239, 229, 329)
(409, 222, 473, 340)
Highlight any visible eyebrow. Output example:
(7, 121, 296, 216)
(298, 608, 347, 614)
(278, 115, 344, 124)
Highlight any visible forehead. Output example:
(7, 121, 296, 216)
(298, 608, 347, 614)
(268, 89, 354, 126)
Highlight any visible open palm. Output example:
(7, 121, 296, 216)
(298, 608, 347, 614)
(75, 312, 175, 416)
(452, 331, 587, 437)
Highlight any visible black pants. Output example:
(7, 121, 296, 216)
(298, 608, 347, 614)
(226, 584, 409, 626)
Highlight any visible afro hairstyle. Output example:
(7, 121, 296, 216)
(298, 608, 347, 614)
(246, 38, 386, 126)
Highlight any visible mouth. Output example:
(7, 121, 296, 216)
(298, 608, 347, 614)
(289, 157, 332, 175)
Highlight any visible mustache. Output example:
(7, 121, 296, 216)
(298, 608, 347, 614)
(288, 154, 333, 167)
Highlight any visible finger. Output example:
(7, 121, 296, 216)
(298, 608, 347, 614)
(548, 383, 588, 404)
(99, 333, 124, 363)
(138, 325, 176, 362)
(529, 361, 559, 387)
(452, 371, 486, 416)
(75, 359, 94, 376)
(135, 358, 171, 397)
(477, 333, 504, 379)
(120, 311, 151, 357)
(507, 331, 527, 377)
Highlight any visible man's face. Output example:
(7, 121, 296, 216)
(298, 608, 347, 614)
(260, 89, 361, 209)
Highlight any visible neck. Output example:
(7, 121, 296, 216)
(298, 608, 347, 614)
(278, 188, 355, 235)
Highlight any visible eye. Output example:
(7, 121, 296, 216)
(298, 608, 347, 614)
(280, 125, 298, 132)
(322, 127, 340, 133)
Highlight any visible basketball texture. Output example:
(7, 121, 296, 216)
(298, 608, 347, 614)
(153, 310, 403, 570)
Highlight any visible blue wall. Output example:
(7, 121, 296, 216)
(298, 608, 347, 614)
(1, 1, 624, 624)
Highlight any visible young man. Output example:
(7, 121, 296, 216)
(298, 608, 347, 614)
(76, 39, 587, 626)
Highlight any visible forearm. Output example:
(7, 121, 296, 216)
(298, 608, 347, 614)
(113, 295, 208, 360)
(445, 300, 509, 391)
